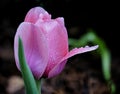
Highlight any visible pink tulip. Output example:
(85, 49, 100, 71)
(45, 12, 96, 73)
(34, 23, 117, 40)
(14, 7, 98, 79)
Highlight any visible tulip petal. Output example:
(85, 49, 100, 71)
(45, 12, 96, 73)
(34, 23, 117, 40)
(24, 7, 48, 23)
(36, 19, 69, 76)
(48, 60, 67, 78)
(63, 45, 99, 60)
(14, 22, 48, 79)
(48, 45, 98, 78)
(55, 17, 68, 36)
(55, 17, 65, 28)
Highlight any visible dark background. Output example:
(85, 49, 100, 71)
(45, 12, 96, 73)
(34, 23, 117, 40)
(0, 0, 119, 56)
(0, 0, 120, 94)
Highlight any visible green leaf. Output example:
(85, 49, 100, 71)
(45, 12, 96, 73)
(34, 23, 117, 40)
(18, 37, 39, 94)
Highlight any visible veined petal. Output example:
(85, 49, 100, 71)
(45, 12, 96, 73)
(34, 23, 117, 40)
(14, 22, 48, 79)
(36, 20, 69, 76)
(48, 45, 98, 78)
(24, 7, 49, 23)
(35, 18, 69, 75)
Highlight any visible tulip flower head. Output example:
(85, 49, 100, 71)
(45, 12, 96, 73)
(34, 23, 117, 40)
(14, 7, 98, 79)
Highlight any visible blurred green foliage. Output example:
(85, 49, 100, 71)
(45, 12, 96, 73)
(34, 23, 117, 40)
(69, 29, 116, 94)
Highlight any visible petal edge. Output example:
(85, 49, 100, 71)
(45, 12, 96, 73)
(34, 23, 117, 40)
(48, 45, 98, 78)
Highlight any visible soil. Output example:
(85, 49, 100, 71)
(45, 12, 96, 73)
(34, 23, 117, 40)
(0, 0, 120, 94)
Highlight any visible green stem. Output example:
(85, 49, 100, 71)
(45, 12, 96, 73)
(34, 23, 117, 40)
(35, 79, 43, 94)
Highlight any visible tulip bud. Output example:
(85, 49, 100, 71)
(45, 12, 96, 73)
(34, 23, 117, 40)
(14, 7, 98, 79)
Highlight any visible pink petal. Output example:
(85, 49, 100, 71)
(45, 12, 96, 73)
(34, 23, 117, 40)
(24, 7, 48, 23)
(55, 17, 68, 37)
(63, 45, 99, 60)
(48, 45, 98, 78)
(36, 19, 69, 75)
(14, 22, 48, 79)
(55, 17, 65, 27)
(48, 60, 67, 78)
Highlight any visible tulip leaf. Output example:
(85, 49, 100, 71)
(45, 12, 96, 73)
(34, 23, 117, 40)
(18, 37, 39, 94)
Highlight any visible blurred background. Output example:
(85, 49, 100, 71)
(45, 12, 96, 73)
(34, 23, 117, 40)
(0, 0, 120, 94)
